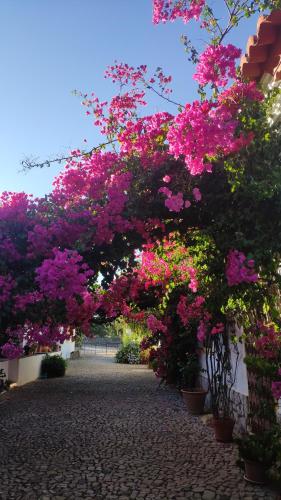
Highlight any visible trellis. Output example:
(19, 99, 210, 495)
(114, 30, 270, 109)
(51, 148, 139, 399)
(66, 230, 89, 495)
(246, 342, 278, 433)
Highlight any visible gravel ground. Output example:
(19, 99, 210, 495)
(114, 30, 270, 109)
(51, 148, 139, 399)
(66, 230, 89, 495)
(0, 353, 278, 500)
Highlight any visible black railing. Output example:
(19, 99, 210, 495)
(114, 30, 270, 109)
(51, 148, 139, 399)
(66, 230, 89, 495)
(82, 337, 120, 354)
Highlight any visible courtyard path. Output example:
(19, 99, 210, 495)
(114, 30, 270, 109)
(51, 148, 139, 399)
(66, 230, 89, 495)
(0, 354, 277, 500)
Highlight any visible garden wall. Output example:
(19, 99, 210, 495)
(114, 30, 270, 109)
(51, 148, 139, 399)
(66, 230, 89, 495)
(4, 339, 75, 387)
(8, 353, 46, 386)
(60, 339, 75, 360)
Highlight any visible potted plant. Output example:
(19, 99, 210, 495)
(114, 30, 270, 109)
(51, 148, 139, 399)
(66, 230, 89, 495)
(179, 354, 207, 415)
(38, 345, 51, 354)
(237, 428, 280, 485)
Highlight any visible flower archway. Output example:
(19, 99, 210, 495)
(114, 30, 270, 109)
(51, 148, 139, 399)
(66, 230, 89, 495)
(1, 1, 281, 413)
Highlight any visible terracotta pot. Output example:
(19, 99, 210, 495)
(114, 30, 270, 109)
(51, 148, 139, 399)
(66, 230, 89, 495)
(244, 459, 267, 485)
(181, 388, 207, 415)
(213, 417, 235, 442)
(39, 346, 50, 353)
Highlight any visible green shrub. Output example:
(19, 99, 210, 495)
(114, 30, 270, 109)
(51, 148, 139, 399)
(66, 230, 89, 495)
(116, 342, 140, 364)
(41, 354, 67, 378)
(244, 355, 277, 378)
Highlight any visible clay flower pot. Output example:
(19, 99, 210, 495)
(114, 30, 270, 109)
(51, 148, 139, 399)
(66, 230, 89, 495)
(213, 417, 235, 442)
(38, 345, 50, 353)
(244, 460, 267, 485)
(181, 388, 207, 415)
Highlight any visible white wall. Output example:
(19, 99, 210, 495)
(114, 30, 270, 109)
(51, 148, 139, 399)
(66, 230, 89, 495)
(3, 338, 76, 387)
(8, 354, 45, 386)
(230, 326, 248, 396)
(261, 74, 281, 125)
(60, 339, 75, 360)
(0, 360, 9, 381)
(199, 325, 248, 397)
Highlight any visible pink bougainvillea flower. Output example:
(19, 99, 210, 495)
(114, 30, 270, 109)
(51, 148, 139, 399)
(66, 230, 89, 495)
(197, 320, 207, 343)
(147, 314, 167, 334)
(218, 81, 264, 111)
(192, 187, 202, 202)
(35, 248, 93, 302)
(211, 323, 224, 335)
(194, 44, 242, 87)
(254, 323, 281, 360)
(177, 295, 205, 326)
(163, 175, 171, 183)
(153, 0, 205, 24)
(1, 341, 23, 360)
(167, 100, 253, 176)
(226, 250, 258, 287)
(165, 192, 184, 212)
(272, 381, 281, 400)
(158, 186, 172, 198)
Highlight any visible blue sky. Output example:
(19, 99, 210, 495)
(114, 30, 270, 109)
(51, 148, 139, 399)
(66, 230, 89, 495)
(0, 1, 259, 197)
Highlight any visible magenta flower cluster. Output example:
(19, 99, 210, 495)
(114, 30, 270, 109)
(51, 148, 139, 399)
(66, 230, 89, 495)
(0, 3, 269, 360)
(226, 250, 258, 287)
(147, 314, 168, 334)
(167, 100, 253, 176)
(1, 342, 23, 360)
(194, 44, 242, 87)
(153, 0, 205, 24)
(35, 248, 93, 302)
(272, 375, 281, 400)
(177, 295, 205, 326)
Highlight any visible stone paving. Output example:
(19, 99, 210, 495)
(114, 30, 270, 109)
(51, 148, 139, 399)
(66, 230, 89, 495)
(0, 354, 278, 500)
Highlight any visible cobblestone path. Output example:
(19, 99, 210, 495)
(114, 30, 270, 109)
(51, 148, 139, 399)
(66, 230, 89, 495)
(0, 355, 278, 500)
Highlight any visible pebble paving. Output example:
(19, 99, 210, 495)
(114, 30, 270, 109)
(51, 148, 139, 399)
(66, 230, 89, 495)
(0, 353, 278, 500)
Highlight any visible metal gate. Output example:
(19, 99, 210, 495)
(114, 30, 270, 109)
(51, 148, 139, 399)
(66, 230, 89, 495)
(82, 337, 120, 355)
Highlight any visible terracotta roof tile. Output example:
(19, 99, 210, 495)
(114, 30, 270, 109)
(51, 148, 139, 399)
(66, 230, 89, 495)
(267, 10, 281, 25)
(240, 10, 281, 82)
(257, 16, 277, 44)
(240, 55, 263, 79)
(247, 36, 268, 63)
